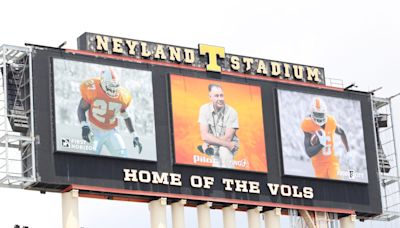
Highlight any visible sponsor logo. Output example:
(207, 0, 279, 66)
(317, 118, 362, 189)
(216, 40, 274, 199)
(193, 155, 249, 168)
(61, 138, 70, 148)
(60, 138, 94, 151)
(337, 170, 364, 180)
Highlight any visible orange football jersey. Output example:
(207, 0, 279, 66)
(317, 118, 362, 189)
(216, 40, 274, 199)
(301, 115, 339, 176)
(80, 78, 132, 130)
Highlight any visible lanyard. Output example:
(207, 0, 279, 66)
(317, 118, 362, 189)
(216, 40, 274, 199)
(212, 109, 224, 136)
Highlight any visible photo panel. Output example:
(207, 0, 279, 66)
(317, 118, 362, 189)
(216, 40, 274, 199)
(53, 59, 157, 161)
(170, 74, 267, 172)
(277, 89, 368, 183)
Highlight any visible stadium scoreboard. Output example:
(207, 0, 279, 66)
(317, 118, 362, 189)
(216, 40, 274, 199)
(21, 32, 381, 217)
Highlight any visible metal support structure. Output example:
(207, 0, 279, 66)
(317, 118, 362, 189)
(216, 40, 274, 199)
(289, 209, 339, 228)
(314, 212, 330, 228)
(0, 44, 35, 188)
(0, 44, 397, 226)
(371, 95, 400, 221)
(299, 210, 317, 228)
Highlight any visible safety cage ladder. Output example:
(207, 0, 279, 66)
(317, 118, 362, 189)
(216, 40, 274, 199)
(0, 44, 36, 188)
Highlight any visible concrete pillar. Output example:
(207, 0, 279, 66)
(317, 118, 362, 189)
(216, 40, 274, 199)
(315, 211, 328, 228)
(340, 215, 356, 228)
(263, 208, 281, 228)
(62, 189, 79, 228)
(247, 206, 262, 228)
(149, 198, 167, 228)
(222, 204, 238, 228)
(197, 202, 212, 228)
(171, 199, 186, 228)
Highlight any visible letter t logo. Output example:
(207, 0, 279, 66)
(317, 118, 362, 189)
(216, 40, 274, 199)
(199, 44, 225, 72)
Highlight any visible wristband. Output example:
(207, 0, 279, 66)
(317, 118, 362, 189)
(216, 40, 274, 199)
(121, 112, 130, 119)
(81, 121, 89, 127)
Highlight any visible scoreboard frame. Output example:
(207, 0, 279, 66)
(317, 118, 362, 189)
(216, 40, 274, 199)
(24, 35, 382, 218)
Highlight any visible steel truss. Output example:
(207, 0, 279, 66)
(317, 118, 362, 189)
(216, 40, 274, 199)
(0, 45, 36, 188)
(370, 95, 400, 221)
(288, 209, 339, 228)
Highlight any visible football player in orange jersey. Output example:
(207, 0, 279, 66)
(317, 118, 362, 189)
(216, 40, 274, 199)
(301, 97, 349, 179)
(77, 68, 142, 157)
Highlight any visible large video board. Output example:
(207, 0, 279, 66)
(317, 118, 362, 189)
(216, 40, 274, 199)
(26, 36, 382, 217)
(277, 89, 368, 183)
(53, 59, 157, 160)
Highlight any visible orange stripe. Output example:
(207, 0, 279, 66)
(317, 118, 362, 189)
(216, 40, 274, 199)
(64, 184, 355, 215)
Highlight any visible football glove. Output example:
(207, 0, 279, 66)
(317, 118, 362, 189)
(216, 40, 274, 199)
(315, 129, 327, 147)
(82, 126, 94, 143)
(133, 136, 143, 154)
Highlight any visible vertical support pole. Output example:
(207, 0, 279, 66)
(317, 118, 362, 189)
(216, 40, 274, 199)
(2, 47, 9, 178)
(222, 204, 238, 228)
(28, 46, 36, 181)
(388, 98, 400, 211)
(247, 206, 262, 228)
(62, 189, 80, 228)
(149, 198, 167, 228)
(263, 208, 281, 228)
(171, 199, 186, 228)
(197, 202, 212, 228)
(315, 211, 328, 228)
(339, 215, 356, 228)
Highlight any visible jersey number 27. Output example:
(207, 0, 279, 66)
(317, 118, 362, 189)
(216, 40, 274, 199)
(92, 99, 122, 124)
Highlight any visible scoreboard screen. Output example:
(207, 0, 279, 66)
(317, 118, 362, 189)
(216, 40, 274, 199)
(22, 32, 382, 218)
